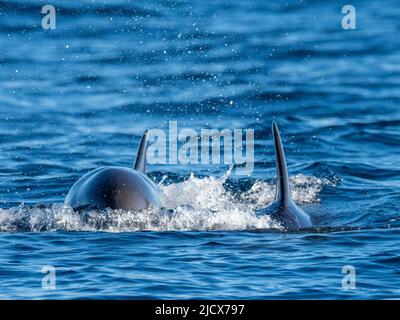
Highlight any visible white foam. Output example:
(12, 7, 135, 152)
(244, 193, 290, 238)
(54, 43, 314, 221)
(241, 174, 333, 208)
(0, 172, 334, 232)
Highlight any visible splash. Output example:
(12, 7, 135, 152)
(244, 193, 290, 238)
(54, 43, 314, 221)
(241, 174, 335, 209)
(0, 172, 333, 232)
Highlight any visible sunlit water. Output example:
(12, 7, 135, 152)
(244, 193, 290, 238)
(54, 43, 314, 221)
(0, 0, 399, 299)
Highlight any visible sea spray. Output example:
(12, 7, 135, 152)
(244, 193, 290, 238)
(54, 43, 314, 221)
(0, 172, 333, 232)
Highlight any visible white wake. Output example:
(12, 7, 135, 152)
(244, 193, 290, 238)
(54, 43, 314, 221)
(0, 171, 334, 232)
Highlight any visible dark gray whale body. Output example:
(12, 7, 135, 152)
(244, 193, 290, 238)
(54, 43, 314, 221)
(65, 131, 163, 211)
(257, 122, 312, 229)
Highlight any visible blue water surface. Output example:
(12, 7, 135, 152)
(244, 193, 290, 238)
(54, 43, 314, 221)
(0, 0, 400, 299)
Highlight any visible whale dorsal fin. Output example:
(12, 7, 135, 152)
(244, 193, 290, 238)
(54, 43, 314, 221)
(272, 122, 292, 205)
(134, 130, 149, 174)
(255, 122, 312, 228)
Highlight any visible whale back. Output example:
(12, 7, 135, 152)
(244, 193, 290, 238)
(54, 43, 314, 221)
(65, 131, 163, 211)
(65, 167, 163, 211)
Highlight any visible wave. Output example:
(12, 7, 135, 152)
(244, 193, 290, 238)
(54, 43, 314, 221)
(0, 170, 334, 232)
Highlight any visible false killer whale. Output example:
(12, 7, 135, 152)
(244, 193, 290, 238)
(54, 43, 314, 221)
(65, 130, 164, 211)
(257, 122, 312, 229)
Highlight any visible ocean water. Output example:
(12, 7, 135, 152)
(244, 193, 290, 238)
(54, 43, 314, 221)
(0, 0, 400, 299)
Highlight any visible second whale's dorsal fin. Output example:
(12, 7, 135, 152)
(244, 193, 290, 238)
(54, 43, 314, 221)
(256, 121, 312, 229)
(272, 122, 292, 205)
(134, 130, 149, 174)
